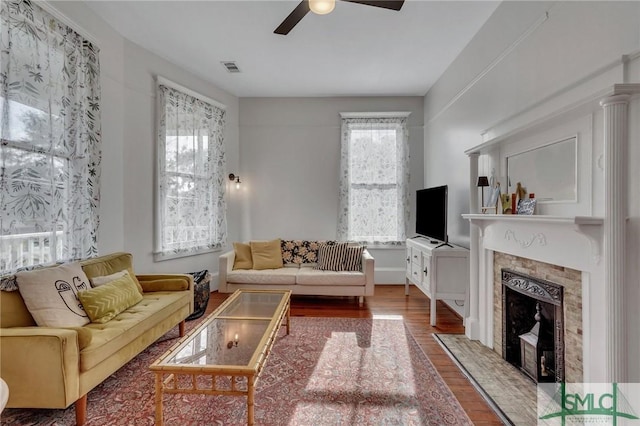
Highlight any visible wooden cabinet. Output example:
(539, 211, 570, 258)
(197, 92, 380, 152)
(405, 237, 469, 326)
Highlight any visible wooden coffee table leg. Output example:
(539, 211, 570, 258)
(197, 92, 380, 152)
(286, 304, 290, 335)
(155, 374, 164, 426)
(179, 320, 185, 337)
(247, 376, 255, 425)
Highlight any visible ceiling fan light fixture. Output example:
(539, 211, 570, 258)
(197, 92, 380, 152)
(308, 0, 335, 15)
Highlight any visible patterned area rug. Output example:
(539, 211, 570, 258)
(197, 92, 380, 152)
(3, 317, 471, 425)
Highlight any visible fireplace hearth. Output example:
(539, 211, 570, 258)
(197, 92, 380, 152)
(502, 269, 564, 383)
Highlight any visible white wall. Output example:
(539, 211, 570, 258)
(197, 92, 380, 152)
(239, 97, 424, 283)
(424, 1, 640, 379)
(50, 2, 241, 284)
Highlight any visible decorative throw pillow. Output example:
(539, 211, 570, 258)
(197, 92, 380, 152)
(281, 240, 324, 264)
(233, 242, 253, 270)
(90, 270, 128, 287)
(77, 273, 143, 324)
(343, 245, 365, 272)
(16, 263, 91, 327)
(315, 241, 348, 271)
(250, 239, 284, 270)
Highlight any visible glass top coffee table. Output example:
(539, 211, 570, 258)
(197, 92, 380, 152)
(150, 289, 291, 425)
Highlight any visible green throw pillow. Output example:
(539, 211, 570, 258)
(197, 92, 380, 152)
(78, 273, 143, 324)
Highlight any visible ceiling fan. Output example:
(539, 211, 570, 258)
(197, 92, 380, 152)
(274, 0, 405, 35)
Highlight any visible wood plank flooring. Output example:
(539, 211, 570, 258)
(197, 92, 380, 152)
(207, 284, 503, 424)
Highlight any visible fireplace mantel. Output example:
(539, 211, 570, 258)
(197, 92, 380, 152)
(462, 214, 603, 272)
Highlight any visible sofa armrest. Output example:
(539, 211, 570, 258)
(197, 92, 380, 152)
(218, 250, 235, 293)
(362, 249, 375, 296)
(0, 327, 80, 409)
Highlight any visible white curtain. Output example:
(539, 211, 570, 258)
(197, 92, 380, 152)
(156, 85, 227, 260)
(0, 0, 102, 277)
(337, 116, 409, 245)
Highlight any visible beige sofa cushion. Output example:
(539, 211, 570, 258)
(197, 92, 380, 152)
(296, 268, 366, 286)
(227, 268, 298, 285)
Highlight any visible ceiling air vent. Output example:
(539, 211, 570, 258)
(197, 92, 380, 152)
(221, 61, 241, 73)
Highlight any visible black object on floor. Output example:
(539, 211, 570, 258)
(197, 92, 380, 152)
(186, 269, 211, 321)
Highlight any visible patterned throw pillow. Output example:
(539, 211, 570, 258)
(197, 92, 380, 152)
(281, 240, 325, 264)
(16, 263, 91, 327)
(315, 241, 348, 271)
(78, 272, 143, 324)
(343, 245, 365, 272)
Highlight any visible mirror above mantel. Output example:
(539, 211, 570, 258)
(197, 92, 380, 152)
(506, 136, 577, 203)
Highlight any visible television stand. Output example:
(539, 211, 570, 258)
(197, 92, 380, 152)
(405, 238, 469, 326)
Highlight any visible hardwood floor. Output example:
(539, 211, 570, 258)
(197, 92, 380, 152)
(207, 284, 503, 424)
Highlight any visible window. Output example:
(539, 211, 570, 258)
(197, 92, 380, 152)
(155, 82, 227, 260)
(337, 114, 410, 245)
(0, 0, 101, 276)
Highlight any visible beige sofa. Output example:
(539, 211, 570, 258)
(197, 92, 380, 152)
(0, 252, 194, 425)
(219, 247, 375, 304)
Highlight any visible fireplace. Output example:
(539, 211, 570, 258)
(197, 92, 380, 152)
(501, 269, 564, 383)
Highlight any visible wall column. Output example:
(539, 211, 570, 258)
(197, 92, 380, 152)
(465, 153, 480, 339)
(600, 94, 629, 382)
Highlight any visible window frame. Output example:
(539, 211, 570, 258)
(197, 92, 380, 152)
(338, 112, 411, 246)
(154, 77, 227, 261)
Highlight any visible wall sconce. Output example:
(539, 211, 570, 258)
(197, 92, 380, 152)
(477, 176, 489, 207)
(227, 333, 239, 349)
(228, 173, 241, 189)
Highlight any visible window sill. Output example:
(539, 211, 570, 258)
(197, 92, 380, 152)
(153, 247, 222, 262)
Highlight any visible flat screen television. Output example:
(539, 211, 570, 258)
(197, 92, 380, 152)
(416, 185, 448, 245)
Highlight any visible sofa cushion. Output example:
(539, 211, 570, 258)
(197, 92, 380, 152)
(16, 263, 91, 327)
(81, 252, 143, 295)
(78, 273, 143, 324)
(251, 239, 284, 270)
(343, 245, 365, 272)
(79, 290, 190, 371)
(316, 241, 348, 271)
(233, 242, 253, 270)
(227, 268, 297, 285)
(296, 268, 366, 286)
(90, 270, 128, 287)
(281, 240, 324, 264)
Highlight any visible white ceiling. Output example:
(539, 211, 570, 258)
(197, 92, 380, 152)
(84, 0, 500, 97)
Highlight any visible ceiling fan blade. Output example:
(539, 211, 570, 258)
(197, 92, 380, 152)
(340, 0, 405, 11)
(274, 1, 311, 35)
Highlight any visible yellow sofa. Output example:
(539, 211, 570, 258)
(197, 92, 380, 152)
(0, 252, 194, 425)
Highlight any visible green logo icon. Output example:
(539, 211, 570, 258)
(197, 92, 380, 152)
(539, 383, 639, 425)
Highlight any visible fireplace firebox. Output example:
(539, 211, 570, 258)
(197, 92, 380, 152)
(502, 270, 564, 383)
